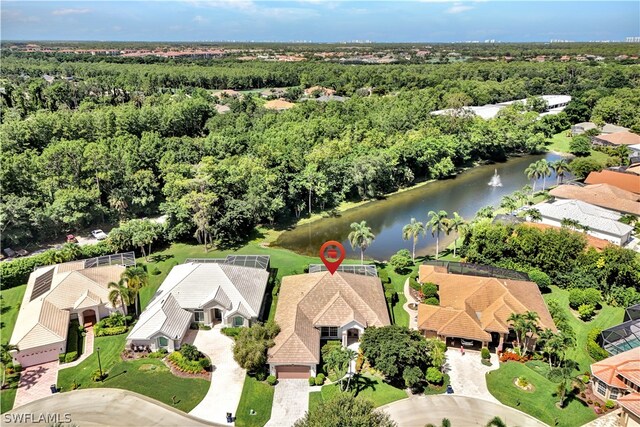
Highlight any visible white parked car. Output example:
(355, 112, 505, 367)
(91, 229, 108, 240)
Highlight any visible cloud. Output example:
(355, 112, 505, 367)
(445, 3, 474, 14)
(52, 8, 91, 16)
(193, 15, 209, 23)
(3, 10, 40, 23)
(185, 0, 256, 12)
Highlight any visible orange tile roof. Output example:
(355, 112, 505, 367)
(268, 272, 390, 364)
(523, 222, 613, 251)
(591, 349, 640, 389)
(417, 265, 556, 342)
(585, 170, 640, 194)
(618, 392, 640, 417)
(595, 131, 640, 146)
(549, 184, 640, 215)
(264, 99, 295, 111)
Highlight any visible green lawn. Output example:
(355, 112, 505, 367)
(486, 361, 596, 427)
(0, 371, 20, 414)
(1, 285, 26, 344)
(543, 286, 624, 373)
(309, 374, 406, 412)
(546, 131, 610, 163)
(235, 374, 274, 427)
(57, 333, 208, 412)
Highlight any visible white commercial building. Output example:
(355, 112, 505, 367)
(431, 95, 571, 120)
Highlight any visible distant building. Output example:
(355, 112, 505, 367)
(585, 170, 640, 194)
(593, 131, 640, 147)
(536, 199, 634, 246)
(264, 99, 296, 111)
(549, 184, 640, 216)
(431, 95, 571, 120)
(571, 122, 629, 136)
(304, 86, 336, 97)
(214, 104, 231, 114)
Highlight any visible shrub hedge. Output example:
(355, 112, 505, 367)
(587, 328, 609, 361)
(167, 351, 205, 374)
(94, 325, 128, 337)
(221, 327, 242, 338)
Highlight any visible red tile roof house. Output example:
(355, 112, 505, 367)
(267, 271, 390, 379)
(417, 265, 556, 351)
(591, 349, 640, 427)
(592, 131, 640, 147)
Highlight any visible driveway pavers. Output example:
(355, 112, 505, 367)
(381, 395, 548, 427)
(188, 327, 246, 426)
(265, 379, 309, 427)
(443, 347, 500, 403)
(13, 361, 59, 409)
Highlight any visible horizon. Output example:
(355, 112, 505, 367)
(2, 1, 639, 43)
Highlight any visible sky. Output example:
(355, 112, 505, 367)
(2, 1, 639, 43)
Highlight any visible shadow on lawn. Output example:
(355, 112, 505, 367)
(352, 375, 377, 398)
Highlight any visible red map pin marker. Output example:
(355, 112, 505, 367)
(319, 241, 346, 275)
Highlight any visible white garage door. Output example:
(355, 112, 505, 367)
(16, 345, 60, 367)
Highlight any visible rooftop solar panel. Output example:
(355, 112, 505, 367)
(30, 268, 54, 301)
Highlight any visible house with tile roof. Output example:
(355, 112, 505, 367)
(571, 122, 628, 136)
(268, 271, 390, 379)
(417, 264, 556, 351)
(585, 170, 640, 194)
(536, 199, 634, 246)
(593, 131, 640, 147)
(263, 99, 296, 111)
(590, 349, 640, 427)
(127, 258, 269, 352)
(9, 255, 134, 367)
(549, 183, 640, 216)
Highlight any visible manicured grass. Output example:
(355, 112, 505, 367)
(545, 131, 609, 163)
(310, 374, 406, 413)
(0, 371, 20, 414)
(543, 286, 624, 374)
(486, 361, 596, 427)
(57, 334, 208, 412)
(1, 285, 26, 344)
(58, 333, 128, 391)
(308, 391, 322, 411)
(235, 374, 274, 427)
(378, 263, 419, 327)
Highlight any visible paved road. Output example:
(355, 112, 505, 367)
(443, 348, 500, 403)
(265, 379, 308, 427)
(187, 328, 246, 425)
(381, 395, 548, 427)
(5, 388, 219, 426)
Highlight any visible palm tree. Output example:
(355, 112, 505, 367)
(519, 311, 540, 356)
(500, 195, 517, 213)
(507, 313, 526, 353)
(485, 417, 507, 427)
(425, 419, 451, 427)
(402, 218, 426, 262)
(445, 212, 465, 258)
(520, 208, 542, 222)
(121, 266, 149, 316)
(348, 221, 375, 264)
(551, 160, 570, 186)
(560, 218, 581, 231)
(537, 159, 551, 191)
(108, 279, 132, 327)
(1, 343, 18, 388)
(427, 210, 448, 260)
(476, 205, 495, 220)
(512, 190, 527, 208)
(524, 162, 541, 195)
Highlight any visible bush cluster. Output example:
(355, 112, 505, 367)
(527, 269, 551, 290)
(315, 373, 325, 386)
(95, 325, 128, 337)
(378, 270, 390, 284)
(148, 350, 167, 359)
(389, 250, 413, 273)
(568, 288, 602, 310)
(308, 376, 316, 386)
(586, 328, 609, 361)
(221, 327, 242, 337)
(167, 351, 205, 374)
(578, 304, 596, 321)
(421, 283, 438, 299)
(425, 367, 443, 385)
(481, 347, 491, 360)
(266, 375, 277, 386)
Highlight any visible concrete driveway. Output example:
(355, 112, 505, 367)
(381, 395, 548, 427)
(188, 327, 246, 425)
(6, 388, 217, 426)
(265, 379, 309, 427)
(13, 361, 59, 409)
(443, 348, 500, 403)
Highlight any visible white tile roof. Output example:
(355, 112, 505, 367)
(127, 294, 193, 341)
(537, 199, 633, 237)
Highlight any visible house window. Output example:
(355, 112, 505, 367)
(610, 389, 619, 400)
(233, 316, 244, 327)
(157, 336, 169, 349)
(597, 380, 607, 396)
(194, 310, 205, 323)
(321, 327, 338, 338)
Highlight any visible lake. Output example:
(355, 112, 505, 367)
(274, 153, 567, 260)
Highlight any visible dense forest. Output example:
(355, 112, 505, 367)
(1, 52, 640, 248)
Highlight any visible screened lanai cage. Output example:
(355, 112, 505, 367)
(601, 304, 640, 355)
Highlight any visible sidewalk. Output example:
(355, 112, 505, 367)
(402, 278, 419, 330)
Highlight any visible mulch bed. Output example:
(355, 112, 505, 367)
(162, 358, 212, 381)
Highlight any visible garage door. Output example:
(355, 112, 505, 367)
(16, 346, 60, 367)
(276, 365, 310, 379)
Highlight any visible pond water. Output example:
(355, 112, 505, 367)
(275, 153, 567, 260)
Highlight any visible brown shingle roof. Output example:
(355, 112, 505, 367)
(595, 131, 640, 146)
(591, 349, 640, 389)
(549, 184, 640, 215)
(585, 170, 640, 194)
(417, 265, 556, 341)
(268, 272, 390, 365)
